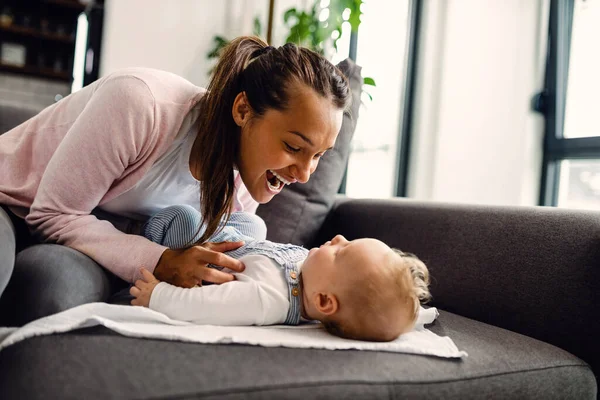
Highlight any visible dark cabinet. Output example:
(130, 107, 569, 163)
(0, 0, 89, 82)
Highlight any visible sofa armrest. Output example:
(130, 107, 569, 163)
(316, 197, 600, 371)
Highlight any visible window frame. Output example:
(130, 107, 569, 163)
(538, 0, 600, 206)
(338, 0, 422, 197)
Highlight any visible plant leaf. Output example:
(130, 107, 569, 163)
(253, 17, 262, 36)
(207, 36, 230, 59)
(348, 0, 363, 32)
(363, 77, 376, 87)
(284, 8, 298, 24)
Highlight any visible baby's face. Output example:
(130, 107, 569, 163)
(302, 235, 391, 291)
(302, 235, 416, 340)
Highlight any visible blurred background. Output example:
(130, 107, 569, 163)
(0, 0, 598, 209)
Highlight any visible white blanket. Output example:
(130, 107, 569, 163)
(0, 303, 467, 358)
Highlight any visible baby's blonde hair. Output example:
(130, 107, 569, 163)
(323, 248, 431, 342)
(391, 249, 432, 323)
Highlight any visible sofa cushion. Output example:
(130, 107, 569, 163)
(0, 310, 594, 399)
(256, 58, 362, 246)
(0, 103, 40, 135)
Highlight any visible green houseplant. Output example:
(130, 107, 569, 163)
(207, 0, 375, 94)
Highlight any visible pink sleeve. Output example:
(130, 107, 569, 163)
(26, 76, 167, 283)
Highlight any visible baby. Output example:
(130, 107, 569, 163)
(131, 205, 431, 342)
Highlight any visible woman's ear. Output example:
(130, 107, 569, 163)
(314, 292, 339, 316)
(232, 92, 251, 127)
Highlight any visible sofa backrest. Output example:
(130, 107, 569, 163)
(0, 103, 40, 135)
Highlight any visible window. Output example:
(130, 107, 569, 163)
(340, 0, 420, 198)
(563, 0, 599, 139)
(539, 0, 600, 209)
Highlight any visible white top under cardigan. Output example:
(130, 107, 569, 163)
(100, 105, 257, 221)
(99, 106, 202, 220)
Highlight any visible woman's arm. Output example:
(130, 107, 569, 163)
(26, 75, 167, 283)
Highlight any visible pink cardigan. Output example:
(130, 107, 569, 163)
(0, 68, 255, 283)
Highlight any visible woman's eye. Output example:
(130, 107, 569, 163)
(284, 142, 301, 153)
(314, 152, 325, 159)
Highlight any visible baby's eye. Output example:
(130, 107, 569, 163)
(284, 142, 301, 153)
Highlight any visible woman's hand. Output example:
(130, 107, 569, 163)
(153, 241, 245, 288)
(130, 268, 160, 307)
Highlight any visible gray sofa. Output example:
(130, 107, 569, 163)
(1, 98, 598, 398)
(0, 197, 597, 398)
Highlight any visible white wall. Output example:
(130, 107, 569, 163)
(100, 0, 267, 86)
(408, 0, 550, 206)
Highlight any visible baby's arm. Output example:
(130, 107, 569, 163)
(131, 269, 283, 326)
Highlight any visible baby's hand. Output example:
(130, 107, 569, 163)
(130, 268, 160, 307)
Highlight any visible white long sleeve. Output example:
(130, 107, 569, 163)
(148, 255, 290, 326)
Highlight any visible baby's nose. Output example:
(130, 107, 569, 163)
(331, 235, 347, 245)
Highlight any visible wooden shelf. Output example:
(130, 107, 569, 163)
(0, 0, 94, 83)
(42, 0, 87, 11)
(0, 25, 75, 43)
(0, 63, 72, 82)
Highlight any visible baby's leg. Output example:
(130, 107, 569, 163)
(143, 207, 267, 248)
(219, 212, 267, 242)
(142, 205, 204, 249)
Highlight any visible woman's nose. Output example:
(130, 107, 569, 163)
(291, 159, 313, 184)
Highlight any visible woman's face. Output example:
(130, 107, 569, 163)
(234, 83, 344, 204)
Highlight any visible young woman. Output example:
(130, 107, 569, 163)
(0, 36, 351, 324)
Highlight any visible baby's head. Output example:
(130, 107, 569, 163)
(300, 235, 431, 342)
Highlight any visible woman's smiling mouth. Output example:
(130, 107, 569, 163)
(265, 169, 297, 194)
(269, 169, 294, 185)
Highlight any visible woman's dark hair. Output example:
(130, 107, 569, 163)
(192, 35, 352, 244)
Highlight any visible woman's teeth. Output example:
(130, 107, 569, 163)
(269, 170, 292, 186)
(267, 176, 282, 191)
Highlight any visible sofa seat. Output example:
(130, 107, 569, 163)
(0, 309, 594, 400)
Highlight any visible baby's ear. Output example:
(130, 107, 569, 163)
(315, 293, 338, 316)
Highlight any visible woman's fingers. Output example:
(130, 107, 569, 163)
(200, 267, 236, 284)
(191, 245, 245, 272)
(204, 241, 245, 252)
(130, 286, 141, 297)
(155, 242, 246, 288)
